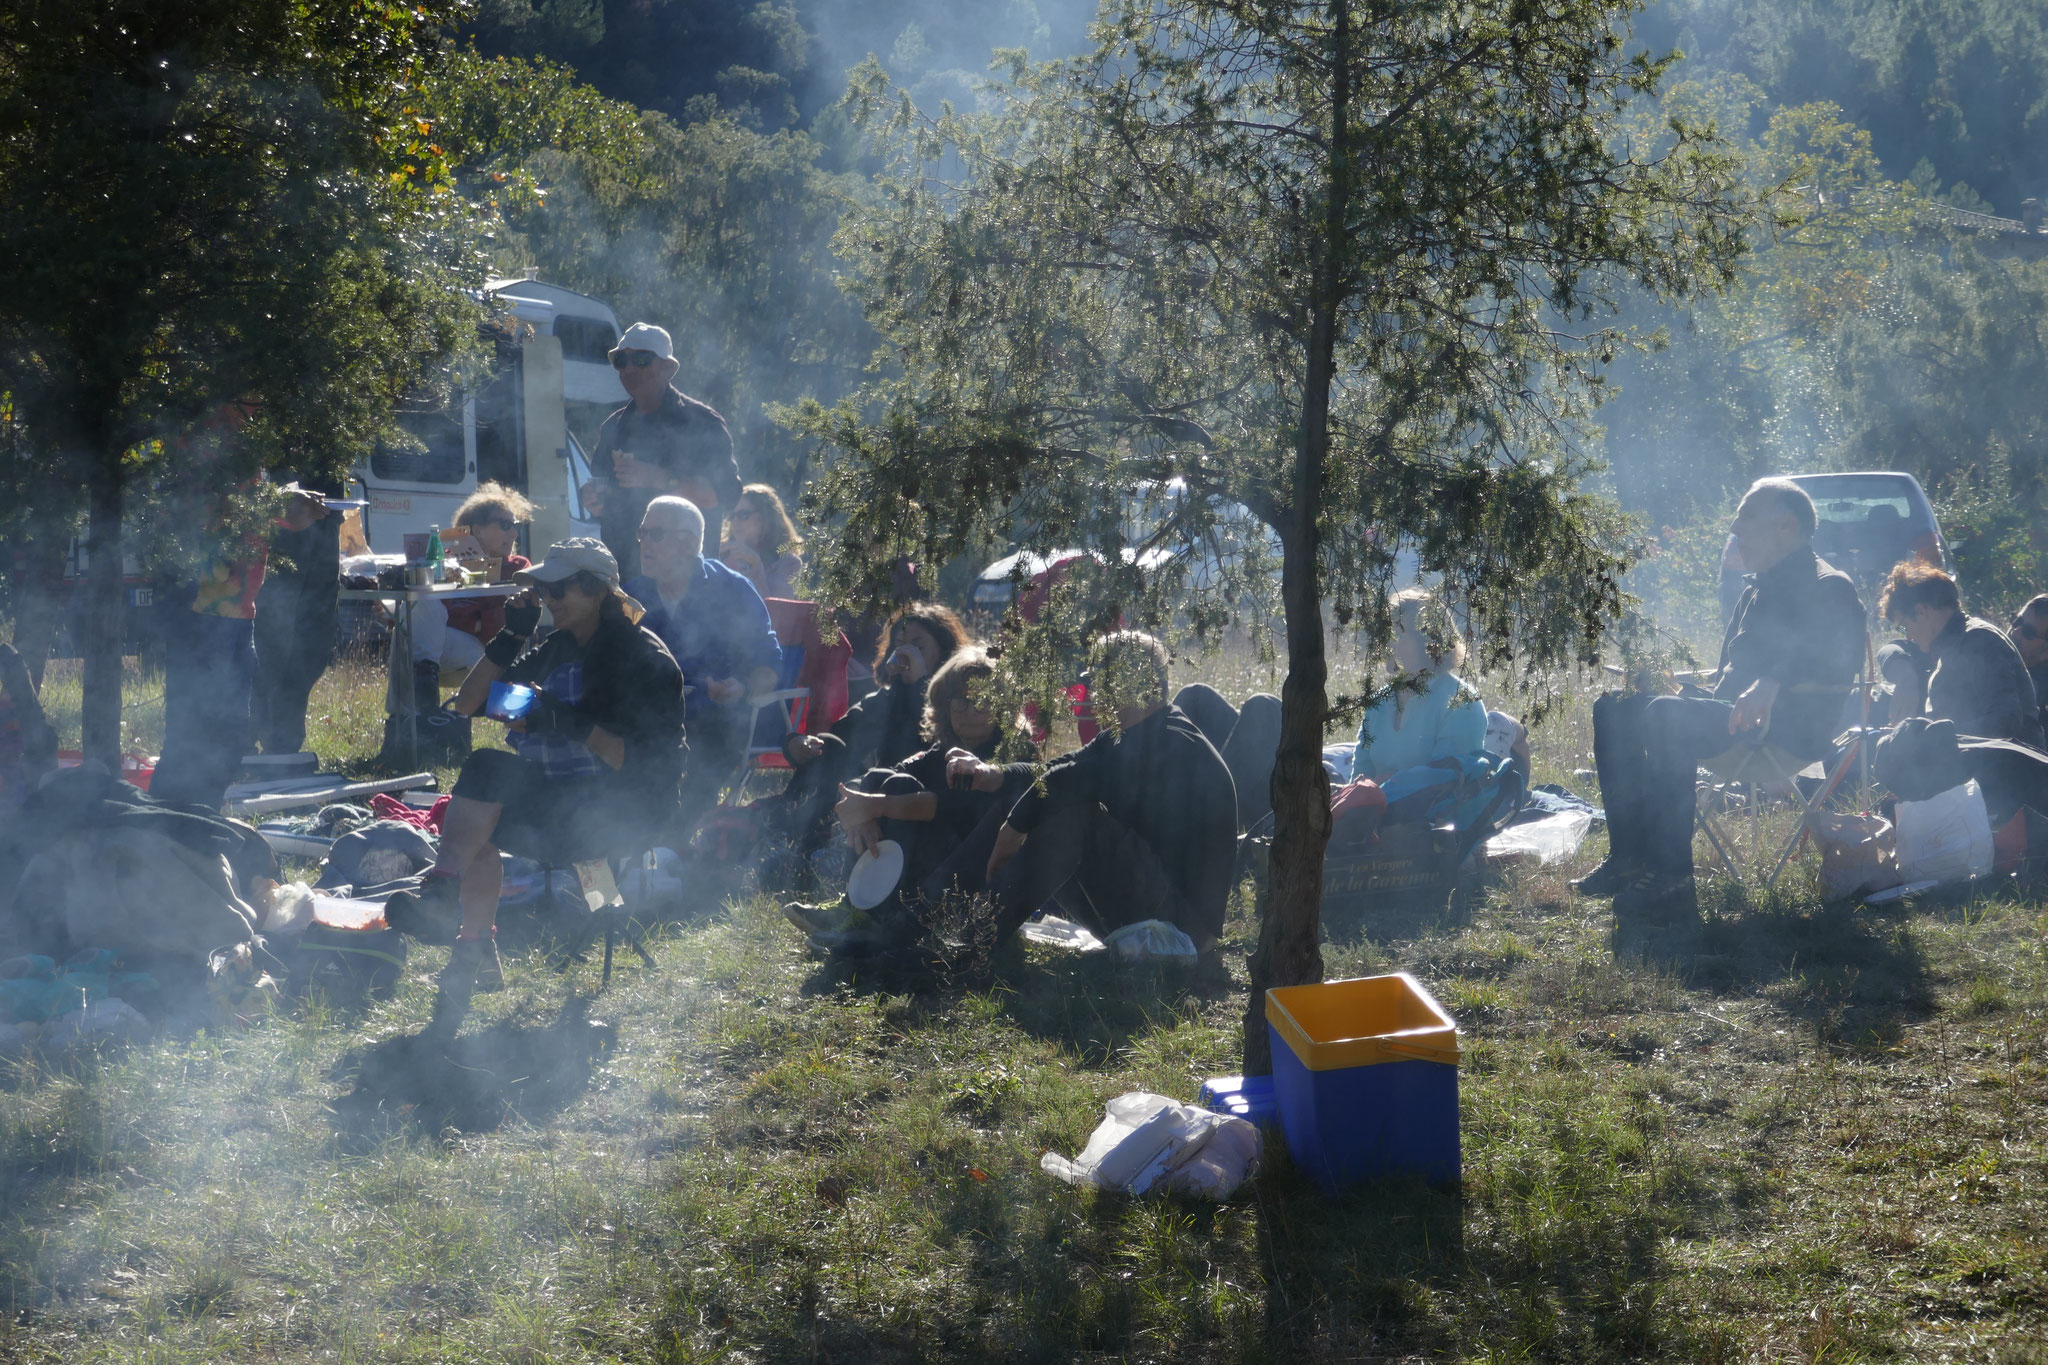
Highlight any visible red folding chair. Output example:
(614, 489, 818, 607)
(726, 598, 852, 803)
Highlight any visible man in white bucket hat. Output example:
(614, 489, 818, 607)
(582, 321, 741, 580)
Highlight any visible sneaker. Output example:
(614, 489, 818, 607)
(423, 940, 484, 1040)
(781, 899, 864, 937)
(1570, 858, 1640, 899)
(453, 937, 505, 993)
(386, 875, 462, 945)
(805, 906, 894, 956)
(1615, 868, 1696, 909)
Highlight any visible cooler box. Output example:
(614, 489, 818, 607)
(1265, 972, 1461, 1190)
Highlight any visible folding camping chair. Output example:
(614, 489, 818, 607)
(1695, 633, 1880, 890)
(726, 598, 852, 805)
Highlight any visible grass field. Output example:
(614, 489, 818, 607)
(3, 652, 2046, 1362)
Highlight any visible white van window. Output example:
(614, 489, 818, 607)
(371, 410, 466, 484)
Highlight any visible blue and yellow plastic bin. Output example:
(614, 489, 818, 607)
(1265, 972, 1461, 1190)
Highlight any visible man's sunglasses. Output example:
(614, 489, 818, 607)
(610, 350, 660, 370)
(639, 526, 689, 544)
(467, 516, 517, 533)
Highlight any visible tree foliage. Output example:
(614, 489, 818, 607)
(1639, 0, 2048, 215)
(0, 0, 494, 762)
(789, 0, 1746, 1067)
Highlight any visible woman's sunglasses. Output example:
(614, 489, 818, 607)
(610, 350, 660, 370)
(466, 516, 517, 533)
(537, 579, 575, 599)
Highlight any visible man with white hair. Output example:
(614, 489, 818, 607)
(1577, 478, 1865, 905)
(624, 496, 781, 827)
(582, 321, 741, 580)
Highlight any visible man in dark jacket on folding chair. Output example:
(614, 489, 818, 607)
(1577, 479, 1866, 905)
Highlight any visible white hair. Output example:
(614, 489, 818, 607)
(643, 495, 705, 557)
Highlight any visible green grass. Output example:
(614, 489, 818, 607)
(4, 654, 2047, 1362)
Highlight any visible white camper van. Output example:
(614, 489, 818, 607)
(354, 279, 626, 556)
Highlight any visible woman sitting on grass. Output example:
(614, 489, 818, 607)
(786, 647, 1037, 950)
(763, 603, 975, 883)
(1349, 587, 1487, 785)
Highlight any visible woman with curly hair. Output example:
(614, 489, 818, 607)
(763, 603, 976, 881)
(785, 647, 1041, 946)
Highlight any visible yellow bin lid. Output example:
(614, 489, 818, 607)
(1266, 972, 1461, 1070)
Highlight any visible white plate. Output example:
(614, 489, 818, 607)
(846, 839, 905, 910)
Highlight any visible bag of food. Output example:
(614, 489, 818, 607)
(1812, 810, 1899, 900)
(1894, 780, 1994, 885)
(1040, 1092, 1261, 1199)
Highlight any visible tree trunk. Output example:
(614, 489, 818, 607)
(1242, 0, 1351, 1074)
(81, 448, 126, 769)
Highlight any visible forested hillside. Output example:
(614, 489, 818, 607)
(449, 1, 2048, 590)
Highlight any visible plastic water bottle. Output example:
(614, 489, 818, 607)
(426, 525, 444, 573)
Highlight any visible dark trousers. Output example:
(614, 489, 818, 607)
(771, 735, 861, 852)
(1172, 683, 1282, 829)
(152, 611, 256, 810)
(251, 611, 332, 755)
(1592, 691, 1740, 875)
(676, 703, 751, 835)
(989, 802, 1207, 943)
(852, 768, 1025, 928)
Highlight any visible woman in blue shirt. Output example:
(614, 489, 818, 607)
(1353, 588, 1486, 783)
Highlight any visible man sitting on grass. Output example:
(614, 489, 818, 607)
(978, 631, 1237, 952)
(385, 539, 683, 1037)
(1575, 478, 1866, 906)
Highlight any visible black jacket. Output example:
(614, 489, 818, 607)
(892, 739, 1035, 843)
(1875, 715, 2048, 825)
(1717, 547, 1866, 756)
(591, 386, 741, 580)
(504, 608, 685, 820)
(1924, 612, 2043, 748)
(801, 679, 929, 774)
(1005, 703, 1237, 937)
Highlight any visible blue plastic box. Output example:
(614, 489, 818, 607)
(1197, 1074, 1277, 1126)
(1266, 972, 1461, 1190)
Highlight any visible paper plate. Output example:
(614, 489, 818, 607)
(846, 839, 905, 910)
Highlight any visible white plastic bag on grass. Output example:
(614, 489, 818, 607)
(1483, 810, 1594, 865)
(1041, 1092, 1261, 1199)
(1020, 915, 1106, 952)
(1102, 919, 1198, 963)
(1894, 780, 1993, 885)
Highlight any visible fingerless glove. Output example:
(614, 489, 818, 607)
(525, 690, 595, 742)
(483, 630, 527, 669)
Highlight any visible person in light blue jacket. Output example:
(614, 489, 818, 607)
(1353, 587, 1487, 783)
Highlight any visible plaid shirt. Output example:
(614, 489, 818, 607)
(507, 659, 606, 779)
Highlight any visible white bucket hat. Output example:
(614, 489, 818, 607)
(608, 322, 675, 361)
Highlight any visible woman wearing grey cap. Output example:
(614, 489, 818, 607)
(384, 537, 684, 1037)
